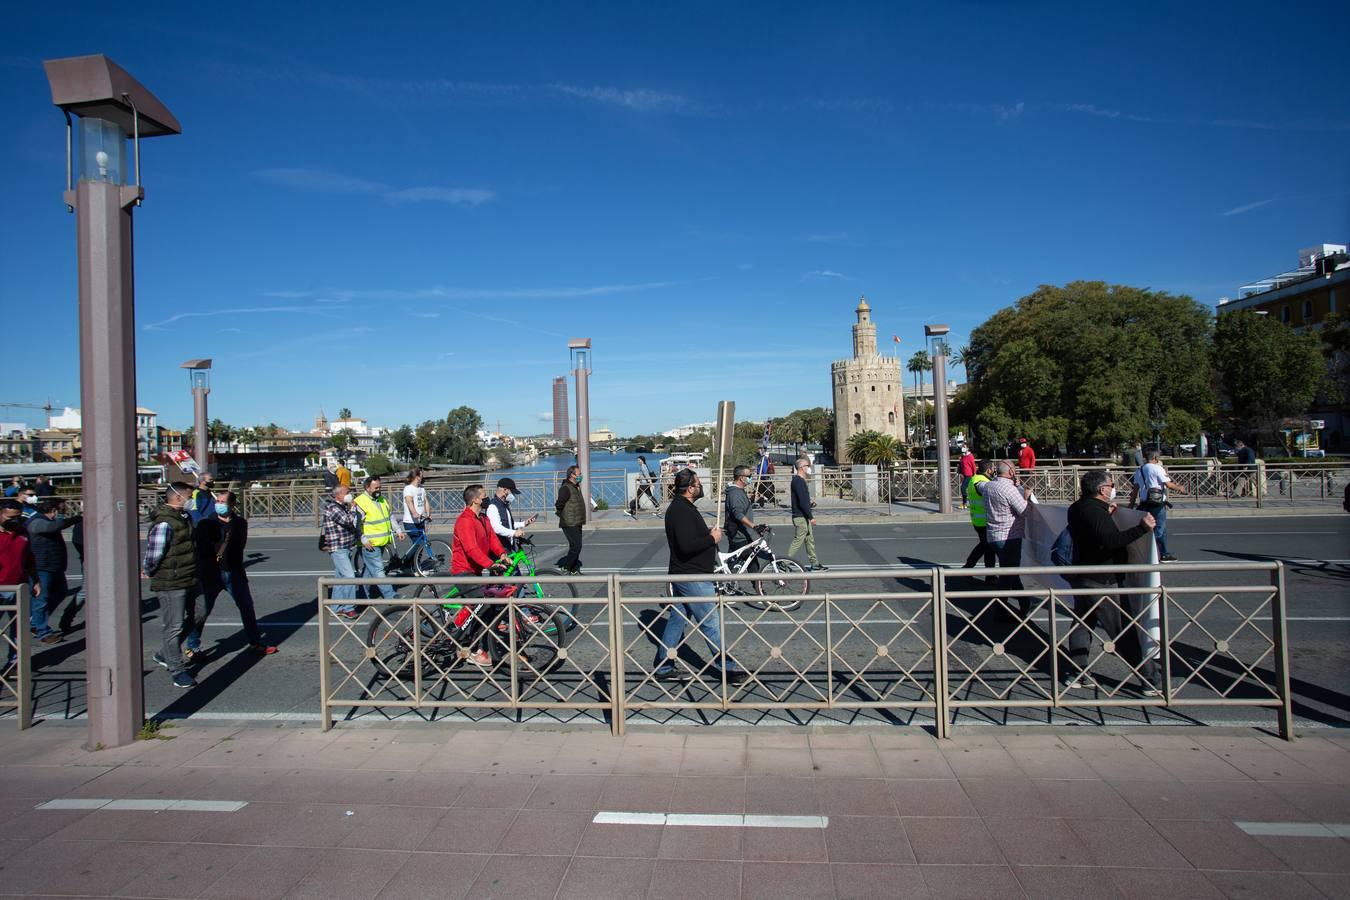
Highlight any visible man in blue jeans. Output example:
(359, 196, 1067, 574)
(654, 468, 747, 684)
(320, 485, 361, 617)
(185, 490, 276, 658)
(976, 461, 1033, 616)
(25, 499, 80, 644)
(1130, 449, 1186, 562)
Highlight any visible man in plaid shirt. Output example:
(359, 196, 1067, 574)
(320, 485, 361, 617)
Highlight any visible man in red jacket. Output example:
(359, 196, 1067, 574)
(451, 485, 511, 666)
(1, 500, 39, 670)
(1017, 439, 1037, 472)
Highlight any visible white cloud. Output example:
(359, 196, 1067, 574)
(1220, 199, 1274, 216)
(143, 303, 346, 331)
(548, 83, 700, 114)
(336, 281, 678, 302)
(252, 167, 493, 207)
(804, 269, 852, 280)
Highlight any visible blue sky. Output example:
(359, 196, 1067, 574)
(3, 2, 1347, 436)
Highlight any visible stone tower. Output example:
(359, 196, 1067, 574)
(831, 296, 905, 463)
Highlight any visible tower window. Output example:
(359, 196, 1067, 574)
(853, 414, 861, 426)
(871, 385, 875, 391)
(888, 412, 895, 425)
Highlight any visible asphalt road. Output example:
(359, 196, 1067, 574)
(22, 513, 1350, 733)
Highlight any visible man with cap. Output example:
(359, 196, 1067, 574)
(487, 477, 536, 553)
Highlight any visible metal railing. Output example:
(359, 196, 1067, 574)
(316, 562, 1292, 740)
(0, 584, 33, 729)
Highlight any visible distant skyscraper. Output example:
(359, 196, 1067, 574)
(552, 376, 570, 440)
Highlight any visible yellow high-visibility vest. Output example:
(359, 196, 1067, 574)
(353, 493, 394, 546)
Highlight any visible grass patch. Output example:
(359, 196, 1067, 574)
(136, 718, 176, 741)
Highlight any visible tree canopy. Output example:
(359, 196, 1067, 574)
(1213, 310, 1325, 441)
(962, 281, 1213, 452)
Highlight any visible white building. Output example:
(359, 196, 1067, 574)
(662, 421, 715, 440)
(48, 407, 82, 429)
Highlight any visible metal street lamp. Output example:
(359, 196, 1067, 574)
(925, 324, 953, 514)
(1149, 401, 1167, 453)
(181, 359, 211, 472)
(569, 338, 593, 523)
(44, 54, 181, 749)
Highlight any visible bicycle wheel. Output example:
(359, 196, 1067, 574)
(751, 558, 808, 611)
(415, 539, 454, 576)
(365, 612, 418, 679)
(529, 567, 580, 631)
(515, 607, 569, 672)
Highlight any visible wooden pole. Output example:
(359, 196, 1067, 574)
(713, 401, 735, 529)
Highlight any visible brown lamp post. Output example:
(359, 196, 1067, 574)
(569, 338, 593, 523)
(44, 54, 181, 749)
(925, 324, 953, 514)
(181, 359, 212, 472)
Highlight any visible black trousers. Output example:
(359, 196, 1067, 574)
(962, 524, 994, 569)
(1064, 574, 1158, 685)
(560, 525, 583, 571)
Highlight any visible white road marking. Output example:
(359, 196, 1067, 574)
(1235, 821, 1349, 838)
(36, 799, 246, 812)
(592, 812, 827, 828)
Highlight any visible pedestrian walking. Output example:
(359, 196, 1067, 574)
(353, 475, 405, 605)
(320, 485, 361, 618)
(487, 477, 535, 553)
(1231, 439, 1257, 497)
(977, 460, 1032, 615)
(402, 468, 431, 549)
(1063, 469, 1158, 693)
(322, 462, 339, 491)
(0, 500, 39, 671)
(787, 457, 827, 571)
(961, 459, 997, 570)
(188, 472, 218, 525)
(16, 487, 38, 521)
(958, 446, 976, 510)
(654, 468, 746, 683)
(335, 459, 352, 489)
(555, 465, 585, 574)
(1129, 449, 1185, 562)
(185, 490, 277, 657)
(33, 476, 55, 498)
(143, 482, 200, 689)
(1017, 439, 1037, 472)
(627, 455, 660, 518)
(25, 499, 80, 645)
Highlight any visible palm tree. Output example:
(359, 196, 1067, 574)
(863, 433, 900, 468)
(907, 351, 933, 443)
(337, 408, 353, 421)
(846, 430, 878, 464)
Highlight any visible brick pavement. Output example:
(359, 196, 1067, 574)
(0, 723, 1347, 898)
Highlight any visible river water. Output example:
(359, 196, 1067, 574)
(498, 450, 651, 477)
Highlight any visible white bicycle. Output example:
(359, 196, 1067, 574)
(716, 525, 809, 612)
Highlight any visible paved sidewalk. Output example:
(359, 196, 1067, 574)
(0, 723, 1347, 898)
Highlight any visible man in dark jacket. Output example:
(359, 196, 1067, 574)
(653, 468, 746, 683)
(142, 482, 200, 689)
(1062, 469, 1156, 693)
(185, 490, 276, 659)
(25, 499, 81, 644)
(723, 466, 760, 586)
(554, 465, 586, 574)
(786, 457, 827, 571)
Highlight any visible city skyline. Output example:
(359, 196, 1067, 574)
(3, 3, 1347, 435)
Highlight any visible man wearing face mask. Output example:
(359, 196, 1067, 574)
(143, 482, 201, 689)
(451, 484, 512, 667)
(787, 457, 827, 572)
(25, 499, 81, 644)
(554, 465, 585, 574)
(16, 487, 39, 522)
(354, 476, 405, 609)
(185, 491, 277, 658)
(487, 477, 536, 553)
(1063, 469, 1157, 692)
(188, 472, 218, 526)
(320, 485, 362, 618)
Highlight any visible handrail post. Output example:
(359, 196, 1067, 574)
(16, 584, 33, 730)
(1255, 460, 1265, 508)
(1270, 562, 1294, 741)
(932, 569, 949, 739)
(609, 573, 625, 736)
(317, 578, 332, 732)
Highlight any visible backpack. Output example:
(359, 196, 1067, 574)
(1050, 527, 1074, 567)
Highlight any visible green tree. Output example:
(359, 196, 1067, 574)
(337, 408, 353, 421)
(1213, 310, 1325, 443)
(329, 428, 354, 456)
(391, 425, 417, 461)
(442, 406, 485, 465)
(846, 430, 881, 464)
(363, 454, 395, 477)
(1319, 313, 1350, 406)
(964, 281, 1214, 453)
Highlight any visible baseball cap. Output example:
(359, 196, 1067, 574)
(496, 477, 519, 492)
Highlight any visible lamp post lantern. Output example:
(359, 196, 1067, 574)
(925, 324, 953, 514)
(44, 54, 181, 749)
(181, 359, 211, 472)
(569, 338, 593, 523)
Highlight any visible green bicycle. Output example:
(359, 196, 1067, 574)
(366, 535, 577, 675)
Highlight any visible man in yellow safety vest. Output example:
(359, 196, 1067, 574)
(353, 475, 405, 604)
